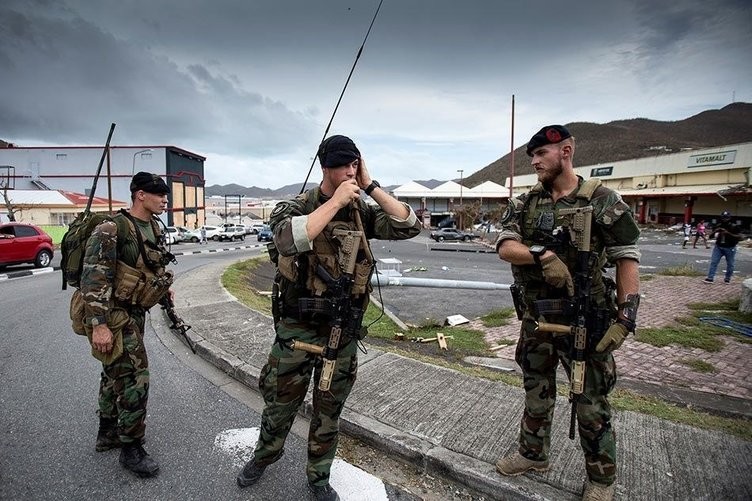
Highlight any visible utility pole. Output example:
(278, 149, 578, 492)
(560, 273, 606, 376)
(457, 169, 464, 229)
(509, 94, 515, 200)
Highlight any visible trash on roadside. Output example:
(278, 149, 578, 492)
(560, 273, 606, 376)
(445, 314, 469, 326)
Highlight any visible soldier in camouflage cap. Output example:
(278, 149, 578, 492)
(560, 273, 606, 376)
(494, 126, 640, 501)
(80, 171, 174, 478)
(236, 135, 421, 500)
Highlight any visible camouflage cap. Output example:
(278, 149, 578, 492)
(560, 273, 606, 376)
(130, 171, 170, 194)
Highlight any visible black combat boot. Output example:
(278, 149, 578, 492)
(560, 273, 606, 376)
(95, 418, 120, 452)
(308, 481, 340, 501)
(237, 449, 285, 487)
(119, 442, 160, 478)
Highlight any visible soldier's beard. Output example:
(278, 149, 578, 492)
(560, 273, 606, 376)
(537, 161, 563, 186)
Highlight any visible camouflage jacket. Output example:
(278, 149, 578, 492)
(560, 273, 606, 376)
(496, 177, 640, 309)
(269, 186, 421, 308)
(80, 213, 165, 326)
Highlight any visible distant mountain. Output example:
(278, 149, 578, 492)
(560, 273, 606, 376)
(206, 182, 317, 199)
(464, 102, 752, 188)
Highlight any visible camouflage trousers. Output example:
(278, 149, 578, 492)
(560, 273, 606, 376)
(515, 319, 618, 485)
(97, 312, 149, 444)
(254, 317, 359, 486)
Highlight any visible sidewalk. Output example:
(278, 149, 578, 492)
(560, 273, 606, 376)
(167, 258, 752, 500)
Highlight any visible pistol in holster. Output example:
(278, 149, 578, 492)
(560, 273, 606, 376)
(510, 283, 526, 320)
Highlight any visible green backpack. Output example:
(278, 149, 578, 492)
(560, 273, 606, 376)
(60, 211, 129, 290)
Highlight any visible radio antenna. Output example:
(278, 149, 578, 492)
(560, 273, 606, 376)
(299, 0, 385, 194)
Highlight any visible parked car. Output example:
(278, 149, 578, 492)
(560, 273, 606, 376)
(257, 224, 273, 242)
(250, 223, 265, 235)
(183, 229, 201, 242)
(218, 225, 245, 242)
(165, 226, 183, 243)
(429, 228, 478, 242)
(0, 222, 54, 268)
(189, 225, 222, 242)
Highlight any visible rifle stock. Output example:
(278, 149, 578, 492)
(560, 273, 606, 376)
(535, 206, 594, 440)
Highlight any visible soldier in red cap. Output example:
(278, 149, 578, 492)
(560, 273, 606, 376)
(494, 125, 641, 500)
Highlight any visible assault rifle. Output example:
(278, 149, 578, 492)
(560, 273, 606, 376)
(535, 206, 595, 440)
(159, 295, 196, 354)
(292, 227, 362, 392)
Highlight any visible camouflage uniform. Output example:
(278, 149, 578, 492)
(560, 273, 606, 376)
(254, 186, 420, 486)
(81, 214, 167, 445)
(496, 176, 640, 486)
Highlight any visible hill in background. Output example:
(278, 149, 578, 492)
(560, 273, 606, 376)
(207, 102, 752, 196)
(464, 102, 752, 188)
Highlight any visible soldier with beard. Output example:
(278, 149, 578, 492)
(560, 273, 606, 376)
(494, 126, 640, 501)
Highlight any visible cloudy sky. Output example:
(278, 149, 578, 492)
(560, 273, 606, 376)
(2, 0, 751, 189)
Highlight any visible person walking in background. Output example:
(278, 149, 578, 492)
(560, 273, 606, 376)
(693, 219, 709, 249)
(200, 225, 207, 244)
(494, 125, 640, 501)
(681, 222, 692, 249)
(704, 210, 743, 283)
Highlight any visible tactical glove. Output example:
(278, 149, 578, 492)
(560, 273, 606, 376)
(595, 321, 629, 352)
(540, 254, 575, 296)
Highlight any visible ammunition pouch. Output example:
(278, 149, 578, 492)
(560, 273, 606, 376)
(533, 298, 575, 317)
(113, 260, 174, 310)
(352, 260, 374, 296)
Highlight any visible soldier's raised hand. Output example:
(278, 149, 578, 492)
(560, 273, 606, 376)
(332, 179, 361, 208)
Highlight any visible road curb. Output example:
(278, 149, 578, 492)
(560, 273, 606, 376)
(0, 267, 55, 281)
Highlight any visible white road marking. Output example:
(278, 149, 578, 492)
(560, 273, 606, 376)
(214, 428, 389, 500)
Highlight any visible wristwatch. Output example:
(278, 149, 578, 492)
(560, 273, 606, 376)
(364, 180, 380, 196)
(529, 244, 546, 265)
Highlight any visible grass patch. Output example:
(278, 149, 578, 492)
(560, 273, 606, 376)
(221, 256, 273, 316)
(610, 389, 751, 441)
(480, 307, 516, 327)
(635, 297, 752, 351)
(677, 358, 716, 373)
(635, 326, 725, 352)
(364, 304, 488, 356)
(639, 274, 655, 282)
(658, 263, 703, 276)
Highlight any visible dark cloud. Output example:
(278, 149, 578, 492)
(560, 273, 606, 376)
(0, 1, 318, 156)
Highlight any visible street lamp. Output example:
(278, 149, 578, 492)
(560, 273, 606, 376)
(131, 149, 153, 176)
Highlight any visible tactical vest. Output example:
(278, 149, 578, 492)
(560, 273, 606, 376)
(515, 178, 609, 309)
(274, 190, 374, 321)
(111, 212, 174, 310)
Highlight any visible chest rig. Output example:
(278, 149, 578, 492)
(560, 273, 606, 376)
(111, 210, 174, 310)
(516, 178, 608, 302)
(274, 195, 375, 327)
